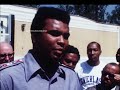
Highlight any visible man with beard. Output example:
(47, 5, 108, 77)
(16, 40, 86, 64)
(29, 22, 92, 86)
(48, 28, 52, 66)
(0, 6, 82, 90)
(75, 41, 106, 90)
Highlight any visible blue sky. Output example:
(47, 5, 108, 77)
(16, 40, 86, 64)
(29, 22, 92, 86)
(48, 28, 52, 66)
(106, 5, 117, 14)
(38, 4, 118, 15)
(38, 4, 117, 13)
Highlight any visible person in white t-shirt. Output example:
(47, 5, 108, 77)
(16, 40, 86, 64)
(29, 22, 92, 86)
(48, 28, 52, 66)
(75, 41, 106, 90)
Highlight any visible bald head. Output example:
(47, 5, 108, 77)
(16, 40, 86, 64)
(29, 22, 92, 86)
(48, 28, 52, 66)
(101, 63, 120, 89)
(0, 42, 13, 52)
(0, 42, 14, 64)
(103, 63, 120, 74)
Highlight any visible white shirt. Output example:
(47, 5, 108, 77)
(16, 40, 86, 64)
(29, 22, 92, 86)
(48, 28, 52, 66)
(75, 60, 106, 90)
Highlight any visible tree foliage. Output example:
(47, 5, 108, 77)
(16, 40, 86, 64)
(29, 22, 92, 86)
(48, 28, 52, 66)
(46, 5, 108, 23)
(74, 5, 107, 23)
(23, 4, 120, 25)
(106, 5, 120, 25)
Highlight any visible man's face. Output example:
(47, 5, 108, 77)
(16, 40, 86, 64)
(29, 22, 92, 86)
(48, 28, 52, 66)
(0, 46, 14, 64)
(61, 53, 79, 69)
(101, 64, 119, 88)
(33, 18, 70, 61)
(87, 43, 101, 62)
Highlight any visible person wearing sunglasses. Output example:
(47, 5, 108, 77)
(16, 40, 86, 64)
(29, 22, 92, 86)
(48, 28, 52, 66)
(86, 63, 120, 90)
(0, 42, 14, 64)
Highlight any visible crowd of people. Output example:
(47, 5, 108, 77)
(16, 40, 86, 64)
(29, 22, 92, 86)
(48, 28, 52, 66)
(0, 6, 120, 90)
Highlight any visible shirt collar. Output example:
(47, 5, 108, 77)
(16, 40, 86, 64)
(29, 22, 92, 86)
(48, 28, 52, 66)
(111, 86, 118, 90)
(24, 51, 41, 82)
(24, 51, 65, 81)
(58, 68, 65, 80)
(38, 65, 66, 80)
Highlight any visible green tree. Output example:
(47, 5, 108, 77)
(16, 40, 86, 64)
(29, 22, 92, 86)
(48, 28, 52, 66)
(58, 5, 76, 14)
(22, 4, 108, 23)
(73, 5, 107, 23)
(106, 5, 120, 25)
(56, 5, 108, 23)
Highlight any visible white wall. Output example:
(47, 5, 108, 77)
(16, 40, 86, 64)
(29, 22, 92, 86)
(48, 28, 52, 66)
(1, 5, 120, 62)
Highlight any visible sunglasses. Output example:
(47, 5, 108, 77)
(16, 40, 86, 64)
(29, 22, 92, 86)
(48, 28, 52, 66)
(102, 71, 114, 78)
(0, 53, 14, 58)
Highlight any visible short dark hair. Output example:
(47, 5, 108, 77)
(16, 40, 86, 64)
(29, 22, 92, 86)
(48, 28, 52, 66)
(106, 62, 118, 66)
(103, 62, 120, 74)
(31, 7, 70, 32)
(116, 48, 120, 54)
(116, 48, 120, 62)
(62, 45, 80, 59)
(87, 41, 101, 50)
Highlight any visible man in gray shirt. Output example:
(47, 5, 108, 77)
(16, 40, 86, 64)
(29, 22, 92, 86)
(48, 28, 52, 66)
(0, 6, 82, 90)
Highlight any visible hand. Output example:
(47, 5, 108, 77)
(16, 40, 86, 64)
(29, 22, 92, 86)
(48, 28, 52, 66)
(114, 74, 120, 85)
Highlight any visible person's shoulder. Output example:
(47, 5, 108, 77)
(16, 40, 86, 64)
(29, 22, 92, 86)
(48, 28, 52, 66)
(100, 60, 106, 65)
(80, 60, 87, 64)
(0, 59, 23, 71)
(59, 64, 79, 78)
(75, 60, 87, 68)
(99, 61, 106, 67)
(115, 85, 120, 90)
(79, 60, 88, 68)
(59, 64, 76, 73)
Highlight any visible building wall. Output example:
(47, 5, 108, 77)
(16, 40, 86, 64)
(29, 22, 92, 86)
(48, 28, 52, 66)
(14, 19, 119, 59)
(69, 27, 118, 57)
(8, 19, 120, 64)
(14, 21, 32, 57)
(0, 5, 120, 63)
